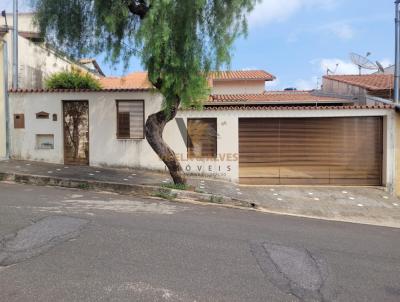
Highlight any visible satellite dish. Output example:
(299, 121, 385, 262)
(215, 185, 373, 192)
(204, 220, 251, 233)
(349, 52, 378, 75)
(376, 61, 385, 74)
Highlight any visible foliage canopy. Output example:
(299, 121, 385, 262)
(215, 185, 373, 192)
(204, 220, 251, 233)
(45, 70, 102, 90)
(33, 0, 257, 108)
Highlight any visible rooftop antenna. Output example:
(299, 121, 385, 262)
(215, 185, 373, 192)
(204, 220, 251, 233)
(1, 10, 8, 31)
(349, 52, 378, 75)
(376, 61, 385, 74)
(326, 63, 339, 75)
(333, 63, 339, 74)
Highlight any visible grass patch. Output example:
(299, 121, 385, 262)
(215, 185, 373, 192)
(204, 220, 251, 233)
(161, 182, 189, 191)
(155, 188, 178, 201)
(78, 183, 89, 190)
(209, 195, 223, 204)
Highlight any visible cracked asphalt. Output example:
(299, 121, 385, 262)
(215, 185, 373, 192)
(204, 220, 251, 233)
(0, 182, 399, 302)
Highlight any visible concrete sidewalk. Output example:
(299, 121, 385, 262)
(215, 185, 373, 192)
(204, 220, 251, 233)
(1, 159, 400, 227)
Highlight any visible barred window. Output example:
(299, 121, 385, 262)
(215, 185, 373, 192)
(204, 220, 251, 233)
(116, 100, 145, 139)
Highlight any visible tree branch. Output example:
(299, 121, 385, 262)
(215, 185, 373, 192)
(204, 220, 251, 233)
(151, 77, 163, 90)
(127, 0, 150, 19)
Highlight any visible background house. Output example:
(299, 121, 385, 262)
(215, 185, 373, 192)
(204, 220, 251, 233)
(322, 74, 394, 102)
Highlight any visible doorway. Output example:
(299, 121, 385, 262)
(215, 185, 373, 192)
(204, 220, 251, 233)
(63, 101, 89, 165)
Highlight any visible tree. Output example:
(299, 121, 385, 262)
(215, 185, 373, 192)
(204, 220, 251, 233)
(33, 0, 258, 184)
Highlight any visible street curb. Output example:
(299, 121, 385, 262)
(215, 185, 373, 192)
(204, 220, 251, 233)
(1, 171, 399, 228)
(0, 172, 257, 209)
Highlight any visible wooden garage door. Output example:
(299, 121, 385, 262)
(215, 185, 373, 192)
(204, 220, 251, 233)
(239, 117, 383, 186)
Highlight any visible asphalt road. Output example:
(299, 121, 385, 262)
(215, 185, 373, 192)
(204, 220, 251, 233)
(0, 182, 399, 302)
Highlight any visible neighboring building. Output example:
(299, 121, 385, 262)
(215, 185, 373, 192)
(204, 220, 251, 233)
(209, 70, 275, 94)
(0, 13, 103, 159)
(8, 70, 396, 190)
(322, 74, 394, 102)
(0, 13, 102, 89)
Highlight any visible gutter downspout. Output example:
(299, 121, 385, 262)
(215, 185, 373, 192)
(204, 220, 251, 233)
(2, 40, 10, 159)
(394, 0, 400, 103)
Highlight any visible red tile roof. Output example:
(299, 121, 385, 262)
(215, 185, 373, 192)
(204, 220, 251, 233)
(197, 104, 394, 111)
(324, 74, 394, 91)
(98, 70, 275, 90)
(210, 70, 275, 81)
(208, 91, 350, 104)
(9, 88, 150, 93)
(99, 72, 152, 89)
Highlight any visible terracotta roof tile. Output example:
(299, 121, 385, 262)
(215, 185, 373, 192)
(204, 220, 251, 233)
(195, 104, 394, 111)
(208, 91, 350, 104)
(9, 88, 150, 93)
(99, 72, 153, 89)
(210, 70, 275, 81)
(324, 74, 393, 91)
(99, 70, 275, 90)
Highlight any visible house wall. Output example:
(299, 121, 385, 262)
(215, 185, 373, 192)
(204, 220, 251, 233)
(9, 91, 164, 167)
(9, 92, 396, 189)
(211, 80, 265, 94)
(322, 78, 367, 101)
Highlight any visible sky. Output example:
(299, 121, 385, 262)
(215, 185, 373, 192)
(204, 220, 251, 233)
(2, 0, 396, 90)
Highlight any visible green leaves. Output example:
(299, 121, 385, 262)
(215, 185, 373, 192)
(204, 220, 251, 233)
(45, 70, 102, 90)
(33, 0, 257, 107)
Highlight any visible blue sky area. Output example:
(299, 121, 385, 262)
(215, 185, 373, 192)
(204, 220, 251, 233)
(3, 0, 396, 90)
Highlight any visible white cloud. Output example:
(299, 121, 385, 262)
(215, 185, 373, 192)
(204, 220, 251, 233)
(379, 58, 393, 68)
(248, 0, 336, 28)
(328, 23, 355, 40)
(294, 76, 320, 90)
(265, 78, 280, 88)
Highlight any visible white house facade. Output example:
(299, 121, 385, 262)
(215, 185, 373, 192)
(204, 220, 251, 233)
(7, 70, 397, 190)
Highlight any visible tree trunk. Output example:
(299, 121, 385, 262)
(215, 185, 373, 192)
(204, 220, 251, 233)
(145, 97, 187, 185)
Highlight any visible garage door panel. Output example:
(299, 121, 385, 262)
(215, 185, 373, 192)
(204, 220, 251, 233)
(329, 178, 381, 186)
(279, 178, 331, 185)
(239, 177, 280, 185)
(279, 166, 330, 179)
(239, 165, 280, 178)
(239, 117, 383, 186)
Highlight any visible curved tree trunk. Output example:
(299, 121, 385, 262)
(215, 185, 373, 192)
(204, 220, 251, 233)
(145, 97, 187, 185)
